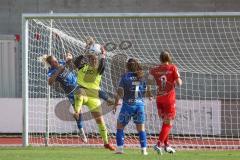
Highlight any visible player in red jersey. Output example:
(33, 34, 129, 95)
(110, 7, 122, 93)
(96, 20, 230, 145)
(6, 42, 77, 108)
(148, 50, 182, 155)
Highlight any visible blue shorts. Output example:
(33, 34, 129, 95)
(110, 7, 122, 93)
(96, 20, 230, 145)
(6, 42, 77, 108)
(117, 102, 145, 126)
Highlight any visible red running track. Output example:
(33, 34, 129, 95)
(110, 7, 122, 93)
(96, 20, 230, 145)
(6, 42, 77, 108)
(0, 137, 239, 149)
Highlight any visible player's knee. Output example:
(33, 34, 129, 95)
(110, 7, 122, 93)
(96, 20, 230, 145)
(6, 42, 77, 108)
(117, 122, 125, 130)
(94, 114, 104, 124)
(163, 119, 173, 125)
(136, 124, 145, 132)
(95, 118, 102, 124)
(75, 94, 82, 101)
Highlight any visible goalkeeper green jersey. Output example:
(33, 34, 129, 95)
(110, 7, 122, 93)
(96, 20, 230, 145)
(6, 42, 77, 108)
(77, 58, 105, 91)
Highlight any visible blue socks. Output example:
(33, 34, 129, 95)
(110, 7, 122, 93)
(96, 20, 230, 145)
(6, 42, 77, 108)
(116, 129, 147, 148)
(76, 113, 83, 129)
(139, 131, 147, 148)
(98, 90, 109, 101)
(116, 129, 124, 146)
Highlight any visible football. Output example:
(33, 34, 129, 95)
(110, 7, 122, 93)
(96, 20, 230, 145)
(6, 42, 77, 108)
(88, 43, 102, 55)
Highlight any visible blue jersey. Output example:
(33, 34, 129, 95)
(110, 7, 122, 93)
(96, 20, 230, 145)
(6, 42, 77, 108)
(119, 72, 146, 104)
(47, 61, 77, 95)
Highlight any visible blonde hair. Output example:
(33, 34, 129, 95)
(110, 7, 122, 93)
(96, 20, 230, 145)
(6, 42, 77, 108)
(37, 54, 51, 68)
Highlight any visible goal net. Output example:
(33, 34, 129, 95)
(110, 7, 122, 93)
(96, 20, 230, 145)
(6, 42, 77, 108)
(22, 13, 240, 149)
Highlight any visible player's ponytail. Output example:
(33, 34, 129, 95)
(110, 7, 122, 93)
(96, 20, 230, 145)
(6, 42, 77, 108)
(46, 55, 54, 65)
(127, 58, 144, 80)
(160, 49, 172, 64)
(37, 54, 53, 68)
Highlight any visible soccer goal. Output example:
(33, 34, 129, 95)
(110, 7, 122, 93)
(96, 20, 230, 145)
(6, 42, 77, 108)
(22, 12, 240, 149)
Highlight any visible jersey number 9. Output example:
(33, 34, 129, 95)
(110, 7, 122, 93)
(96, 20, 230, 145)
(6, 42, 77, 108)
(160, 75, 167, 91)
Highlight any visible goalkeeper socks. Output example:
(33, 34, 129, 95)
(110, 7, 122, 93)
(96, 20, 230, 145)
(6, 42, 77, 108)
(116, 129, 124, 147)
(98, 123, 109, 144)
(157, 123, 172, 147)
(76, 113, 83, 129)
(138, 131, 147, 148)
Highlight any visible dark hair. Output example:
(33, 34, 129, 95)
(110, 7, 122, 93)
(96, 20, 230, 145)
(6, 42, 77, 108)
(160, 49, 172, 64)
(46, 55, 54, 65)
(126, 58, 144, 80)
(73, 55, 85, 69)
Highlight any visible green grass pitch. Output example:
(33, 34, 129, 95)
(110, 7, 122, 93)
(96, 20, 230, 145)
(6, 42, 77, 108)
(0, 147, 239, 160)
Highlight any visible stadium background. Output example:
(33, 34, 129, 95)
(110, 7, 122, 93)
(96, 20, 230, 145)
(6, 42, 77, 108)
(0, 0, 240, 144)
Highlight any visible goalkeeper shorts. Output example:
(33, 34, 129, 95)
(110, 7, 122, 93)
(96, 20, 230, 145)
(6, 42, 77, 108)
(72, 87, 101, 113)
(67, 85, 85, 106)
(84, 88, 101, 112)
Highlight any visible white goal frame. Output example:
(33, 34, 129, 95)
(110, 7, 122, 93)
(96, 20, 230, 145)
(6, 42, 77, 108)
(22, 12, 240, 147)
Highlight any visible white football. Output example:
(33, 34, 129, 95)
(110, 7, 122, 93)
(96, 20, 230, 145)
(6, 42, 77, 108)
(88, 43, 102, 55)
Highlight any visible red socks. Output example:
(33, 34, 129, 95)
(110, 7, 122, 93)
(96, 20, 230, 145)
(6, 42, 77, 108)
(157, 123, 172, 147)
(164, 135, 169, 146)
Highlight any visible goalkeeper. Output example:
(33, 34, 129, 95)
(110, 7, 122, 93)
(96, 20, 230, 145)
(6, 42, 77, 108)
(74, 54, 114, 106)
(73, 48, 116, 151)
(80, 36, 114, 105)
(45, 53, 87, 143)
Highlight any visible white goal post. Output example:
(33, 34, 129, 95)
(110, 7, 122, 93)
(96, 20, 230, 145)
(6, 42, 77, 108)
(22, 12, 240, 149)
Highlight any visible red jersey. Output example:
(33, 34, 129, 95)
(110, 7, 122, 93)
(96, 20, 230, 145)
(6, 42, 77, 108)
(150, 64, 180, 104)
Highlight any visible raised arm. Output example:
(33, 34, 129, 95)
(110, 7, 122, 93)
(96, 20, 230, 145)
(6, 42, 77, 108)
(65, 52, 76, 70)
(97, 57, 106, 74)
(97, 46, 107, 74)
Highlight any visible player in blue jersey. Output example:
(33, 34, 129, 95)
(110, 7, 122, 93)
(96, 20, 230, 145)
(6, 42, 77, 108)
(44, 52, 113, 144)
(113, 58, 151, 155)
(46, 53, 88, 143)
